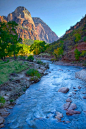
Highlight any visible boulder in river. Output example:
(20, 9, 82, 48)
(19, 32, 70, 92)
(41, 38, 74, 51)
(68, 103, 77, 110)
(55, 112, 63, 120)
(83, 96, 86, 99)
(63, 102, 71, 110)
(66, 98, 72, 103)
(66, 110, 81, 116)
(75, 69, 86, 81)
(58, 87, 69, 93)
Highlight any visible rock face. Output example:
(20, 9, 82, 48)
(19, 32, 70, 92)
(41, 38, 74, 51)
(58, 87, 69, 93)
(0, 6, 58, 43)
(7, 6, 39, 41)
(75, 69, 86, 81)
(33, 17, 58, 43)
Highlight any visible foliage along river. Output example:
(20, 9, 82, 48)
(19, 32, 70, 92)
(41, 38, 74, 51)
(2, 61, 86, 129)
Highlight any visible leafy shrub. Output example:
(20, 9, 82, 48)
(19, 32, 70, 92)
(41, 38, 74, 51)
(19, 55, 26, 60)
(0, 96, 5, 104)
(50, 58, 57, 61)
(27, 55, 34, 62)
(74, 48, 80, 60)
(74, 33, 81, 42)
(83, 36, 86, 42)
(29, 76, 40, 83)
(4, 59, 9, 63)
(80, 50, 86, 57)
(26, 69, 41, 78)
(10, 99, 14, 103)
(36, 59, 43, 64)
(0, 96, 5, 107)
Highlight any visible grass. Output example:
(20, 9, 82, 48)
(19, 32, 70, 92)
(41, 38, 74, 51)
(26, 69, 41, 78)
(0, 96, 5, 107)
(0, 60, 29, 85)
(0, 96, 5, 104)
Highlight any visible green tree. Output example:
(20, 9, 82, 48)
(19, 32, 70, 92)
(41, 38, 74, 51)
(30, 40, 46, 55)
(83, 36, 86, 42)
(54, 47, 64, 59)
(74, 48, 80, 60)
(80, 50, 86, 60)
(0, 21, 22, 60)
(7, 21, 22, 59)
(0, 22, 10, 60)
(74, 33, 81, 43)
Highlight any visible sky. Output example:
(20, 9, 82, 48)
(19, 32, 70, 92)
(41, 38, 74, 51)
(0, 0, 86, 37)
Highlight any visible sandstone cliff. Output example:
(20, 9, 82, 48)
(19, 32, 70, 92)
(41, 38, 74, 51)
(33, 17, 58, 43)
(0, 6, 58, 43)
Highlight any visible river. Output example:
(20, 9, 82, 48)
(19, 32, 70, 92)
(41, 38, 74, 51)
(2, 61, 86, 129)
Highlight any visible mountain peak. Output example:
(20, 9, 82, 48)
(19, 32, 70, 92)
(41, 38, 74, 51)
(14, 6, 31, 17)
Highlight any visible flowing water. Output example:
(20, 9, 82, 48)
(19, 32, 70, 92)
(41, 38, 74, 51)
(3, 61, 86, 129)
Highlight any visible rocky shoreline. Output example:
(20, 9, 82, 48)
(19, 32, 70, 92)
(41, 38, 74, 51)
(0, 61, 49, 128)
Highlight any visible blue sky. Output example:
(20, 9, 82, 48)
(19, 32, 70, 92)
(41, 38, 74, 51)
(0, 0, 86, 37)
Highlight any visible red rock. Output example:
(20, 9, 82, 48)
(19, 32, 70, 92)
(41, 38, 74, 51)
(55, 112, 63, 120)
(63, 102, 71, 110)
(68, 103, 77, 110)
(83, 96, 86, 99)
(66, 98, 72, 103)
(78, 86, 81, 89)
(58, 87, 69, 93)
(66, 110, 81, 116)
(66, 121, 70, 123)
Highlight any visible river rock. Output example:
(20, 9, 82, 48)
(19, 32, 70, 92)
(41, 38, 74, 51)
(55, 112, 63, 120)
(10, 72, 18, 77)
(83, 96, 86, 99)
(37, 69, 44, 74)
(0, 116, 4, 124)
(66, 98, 72, 103)
(0, 109, 10, 117)
(58, 87, 69, 93)
(63, 102, 71, 110)
(45, 63, 49, 69)
(0, 124, 4, 128)
(68, 103, 77, 110)
(75, 69, 86, 81)
(78, 86, 81, 89)
(66, 110, 81, 116)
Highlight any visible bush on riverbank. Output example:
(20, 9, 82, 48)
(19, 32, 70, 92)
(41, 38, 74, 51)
(25, 69, 41, 78)
(27, 55, 34, 62)
(29, 76, 40, 83)
(0, 96, 5, 107)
